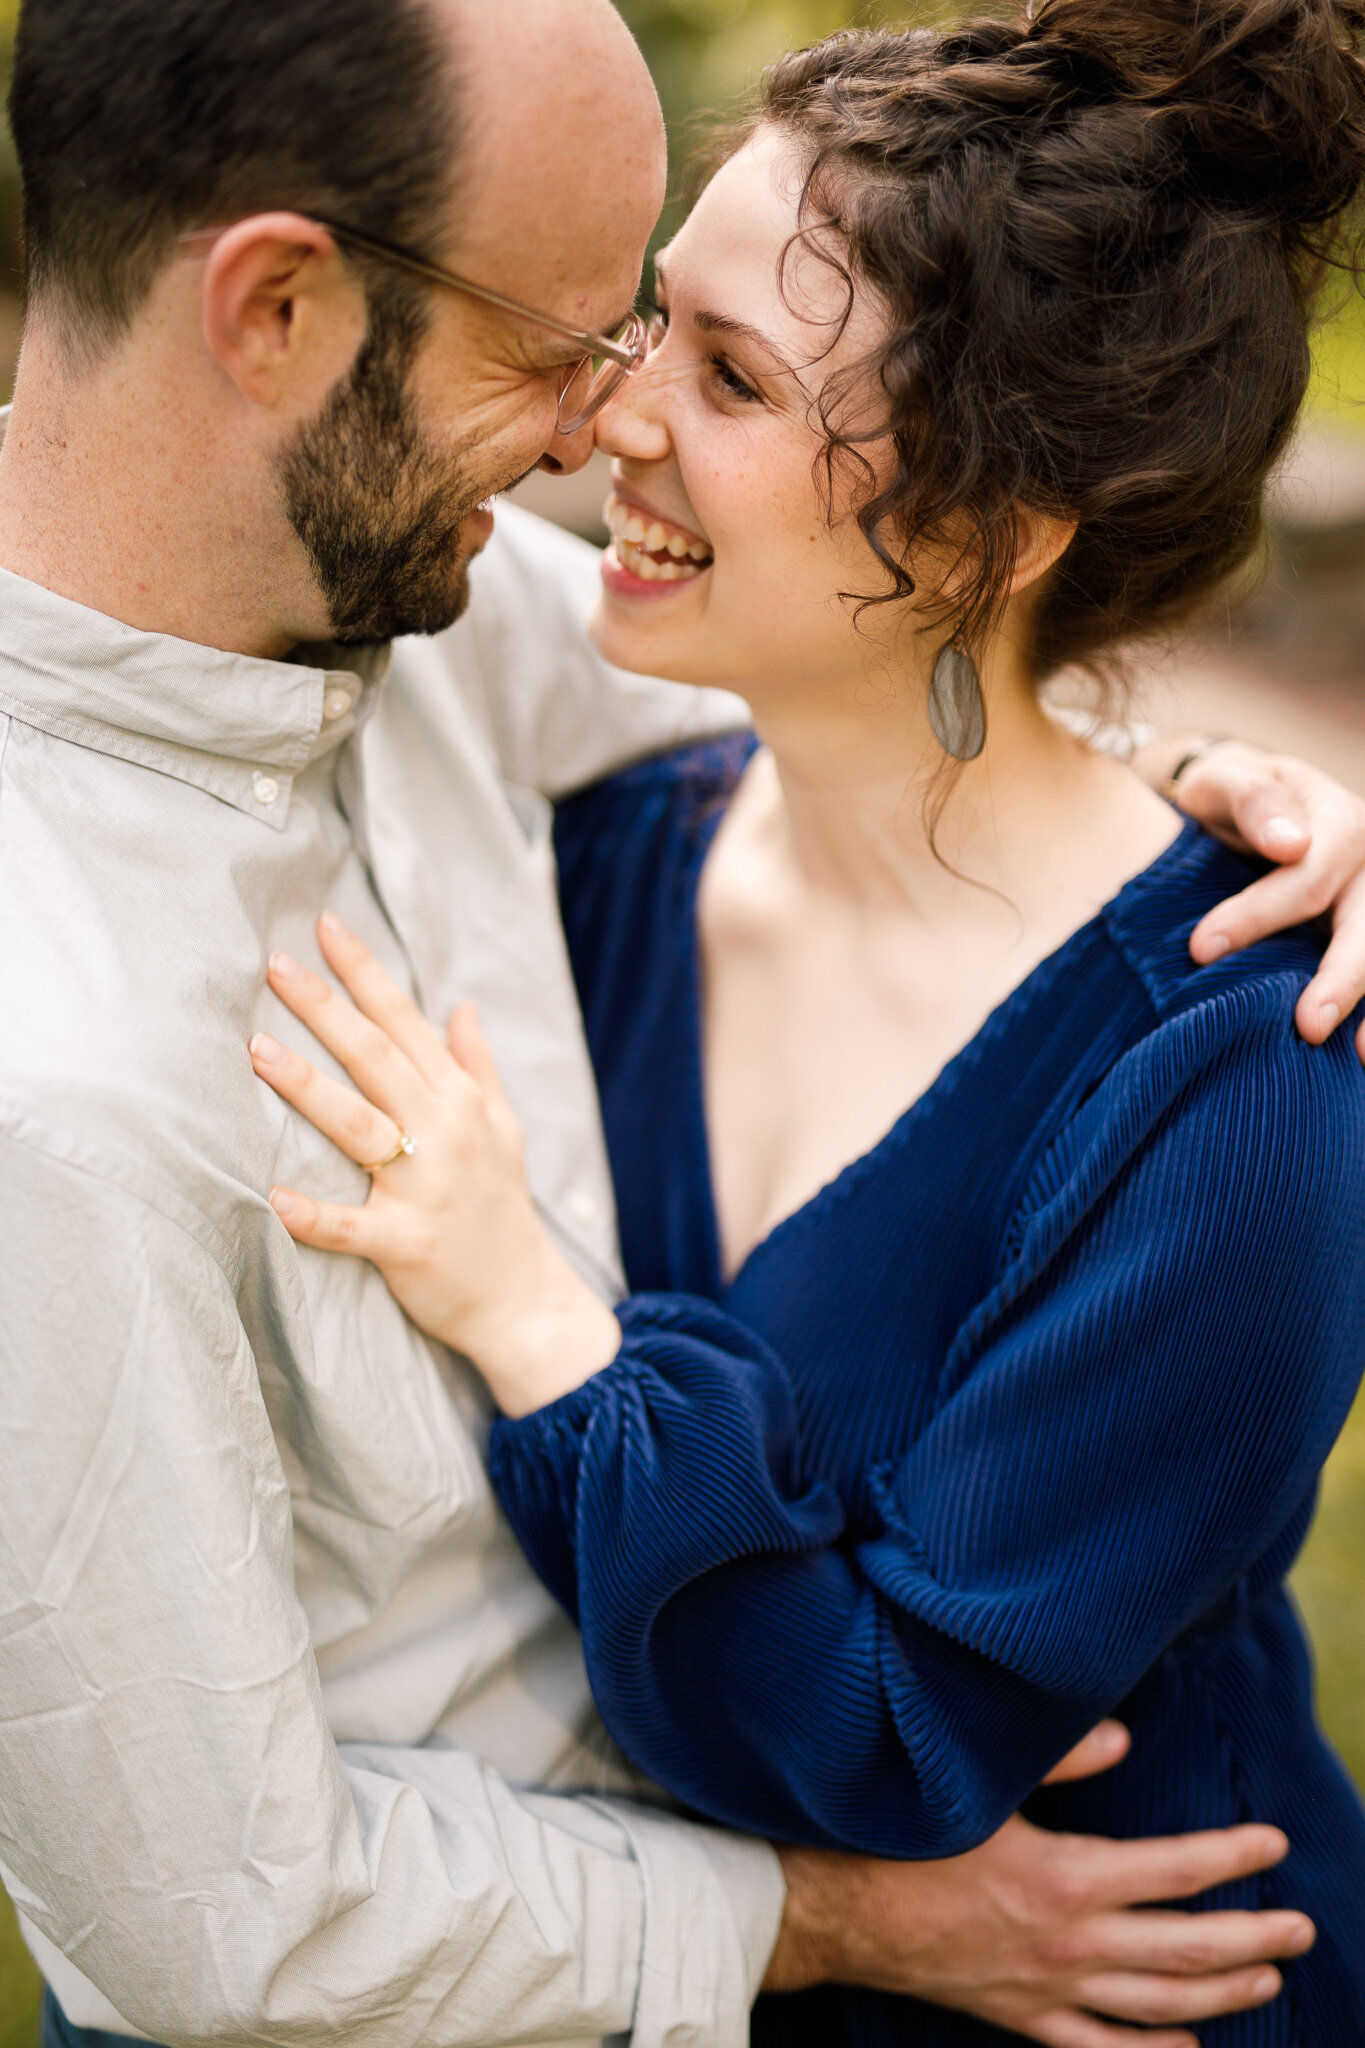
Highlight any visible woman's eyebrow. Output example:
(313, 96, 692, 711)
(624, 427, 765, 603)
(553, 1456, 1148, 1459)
(693, 308, 796, 373)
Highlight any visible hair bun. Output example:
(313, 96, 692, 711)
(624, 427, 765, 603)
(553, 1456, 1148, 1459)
(1026, 0, 1365, 234)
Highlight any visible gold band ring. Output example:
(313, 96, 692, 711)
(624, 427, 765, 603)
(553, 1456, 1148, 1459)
(1159, 733, 1233, 805)
(363, 1129, 417, 1174)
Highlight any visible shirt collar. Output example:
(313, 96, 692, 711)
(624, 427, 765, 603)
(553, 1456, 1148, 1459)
(0, 420, 390, 829)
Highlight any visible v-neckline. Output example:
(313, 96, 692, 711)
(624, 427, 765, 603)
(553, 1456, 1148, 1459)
(680, 774, 1200, 1299)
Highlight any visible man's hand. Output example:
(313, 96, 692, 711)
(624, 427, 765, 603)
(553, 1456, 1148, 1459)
(763, 1725, 1313, 2048)
(1131, 733, 1365, 1060)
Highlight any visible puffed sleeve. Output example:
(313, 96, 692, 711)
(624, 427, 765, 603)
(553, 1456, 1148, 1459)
(488, 999, 1365, 1856)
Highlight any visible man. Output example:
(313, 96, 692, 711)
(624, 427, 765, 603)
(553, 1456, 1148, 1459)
(0, 0, 1353, 2043)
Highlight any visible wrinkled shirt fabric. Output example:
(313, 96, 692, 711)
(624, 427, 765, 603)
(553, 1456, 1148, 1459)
(0, 495, 780, 2047)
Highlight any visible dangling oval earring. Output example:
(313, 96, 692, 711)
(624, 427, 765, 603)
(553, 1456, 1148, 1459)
(927, 643, 986, 762)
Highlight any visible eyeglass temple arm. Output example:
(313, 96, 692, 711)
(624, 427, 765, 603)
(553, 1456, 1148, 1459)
(313, 218, 640, 369)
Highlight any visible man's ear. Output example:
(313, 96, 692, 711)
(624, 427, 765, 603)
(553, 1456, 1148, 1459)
(199, 213, 367, 410)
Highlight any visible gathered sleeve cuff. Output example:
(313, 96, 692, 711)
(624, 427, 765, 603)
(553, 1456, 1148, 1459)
(487, 1294, 846, 1629)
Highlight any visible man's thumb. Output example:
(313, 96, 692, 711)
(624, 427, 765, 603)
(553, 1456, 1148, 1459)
(1041, 1720, 1131, 1785)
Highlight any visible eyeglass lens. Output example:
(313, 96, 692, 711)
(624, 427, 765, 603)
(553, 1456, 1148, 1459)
(556, 357, 628, 436)
(555, 313, 648, 436)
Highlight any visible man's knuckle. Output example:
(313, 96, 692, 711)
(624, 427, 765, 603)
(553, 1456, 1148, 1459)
(1044, 1861, 1095, 1918)
(1039, 1926, 1089, 1974)
(1123, 1980, 1178, 2024)
(1169, 1936, 1217, 1974)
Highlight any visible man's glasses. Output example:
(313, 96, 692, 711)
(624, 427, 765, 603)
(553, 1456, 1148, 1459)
(313, 217, 649, 435)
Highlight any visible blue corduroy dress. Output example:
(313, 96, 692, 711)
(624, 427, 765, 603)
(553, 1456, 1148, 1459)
(489, 735, 1365, 2046)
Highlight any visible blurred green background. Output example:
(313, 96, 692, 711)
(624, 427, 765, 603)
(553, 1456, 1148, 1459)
(0, 3, 1361, 2043)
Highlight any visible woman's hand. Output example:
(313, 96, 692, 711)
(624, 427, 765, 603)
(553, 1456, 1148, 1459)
(1133, 735, 1365, 1058)
(250, 913, 620, 1416)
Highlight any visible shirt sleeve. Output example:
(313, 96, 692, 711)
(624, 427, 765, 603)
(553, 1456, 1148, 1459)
(488, 1002, 1365, 1857)
(0, 1119, 782, 2047)
(427, 504, 750, 798)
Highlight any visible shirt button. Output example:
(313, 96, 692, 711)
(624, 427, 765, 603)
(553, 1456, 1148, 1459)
(253, 773, 280, 806)
(565, 1187, 597, 1228)
(323, 687, 355, 721)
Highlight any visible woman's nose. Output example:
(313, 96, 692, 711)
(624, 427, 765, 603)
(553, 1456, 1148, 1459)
(592, 368, 671, 465)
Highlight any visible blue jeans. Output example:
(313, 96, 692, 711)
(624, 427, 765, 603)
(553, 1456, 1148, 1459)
(42, 1991, 167, 2048)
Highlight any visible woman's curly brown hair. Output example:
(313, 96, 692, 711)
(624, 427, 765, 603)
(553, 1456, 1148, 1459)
(718, 0, 1365, 679)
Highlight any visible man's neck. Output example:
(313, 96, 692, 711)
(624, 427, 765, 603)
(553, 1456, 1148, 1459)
(0, 328, 322, 661)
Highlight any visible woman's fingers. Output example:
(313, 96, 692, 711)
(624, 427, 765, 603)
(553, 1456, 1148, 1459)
(1220, 771, 1310, 864)
(1041, 1721, 1130, 1784)
(266, 949, 427, 1125)
(1295, 866, 1365, 1045)
(268, 1182, 387, 1258)
(1191, 854, 1365, 1060)
(1176, 749, 1365, 1050)
(1169, 742, 1302, 858)
(250, 1032, 407, 1169)
(316, 912, 452, 1085)
(1189, 862, 1334, 967)
(449, 1001, 511, 1107)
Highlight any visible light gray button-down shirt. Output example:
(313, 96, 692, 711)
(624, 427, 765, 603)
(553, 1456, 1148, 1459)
(0, 497, 782, 2047)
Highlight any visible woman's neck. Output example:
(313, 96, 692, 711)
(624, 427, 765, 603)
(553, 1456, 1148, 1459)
(699, 641, 1180, 1280)
(737, 639, 1164, 930)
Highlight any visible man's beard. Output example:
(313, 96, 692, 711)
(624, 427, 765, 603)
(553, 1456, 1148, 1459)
(276, 292, 491, 646)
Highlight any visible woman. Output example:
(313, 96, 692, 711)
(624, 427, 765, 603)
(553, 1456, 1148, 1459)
(252, 1, 1365, 2040)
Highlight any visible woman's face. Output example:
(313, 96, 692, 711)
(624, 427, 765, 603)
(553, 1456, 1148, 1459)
(591, 128, 908, 698)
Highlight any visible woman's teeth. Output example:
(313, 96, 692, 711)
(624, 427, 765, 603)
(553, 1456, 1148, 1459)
(603, 493, 713, 582)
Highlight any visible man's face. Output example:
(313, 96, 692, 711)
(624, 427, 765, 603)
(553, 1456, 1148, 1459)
(277, 0, 667, 645)
(276, 282, 500, 645)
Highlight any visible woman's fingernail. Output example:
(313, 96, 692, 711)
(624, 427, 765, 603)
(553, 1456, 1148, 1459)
(269, 950, 303, 981)
(1202, 932, 1231, 960)
(1290, 1921, 1315, 1953)
(1252, 1972, 1280, 2001)
(318, 911, 346, 937)
(1262, 816, 1303, 851)
(250, 1032, 286, 1066)
(269, 1188, 295, 1218)
(1320, 1001, 1341, 1033)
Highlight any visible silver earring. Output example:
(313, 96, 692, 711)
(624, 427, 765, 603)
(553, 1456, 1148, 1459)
(927, 643, 986, 761)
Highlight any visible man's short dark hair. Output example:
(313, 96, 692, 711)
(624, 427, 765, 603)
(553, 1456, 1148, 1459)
(8, 0, 459, 353)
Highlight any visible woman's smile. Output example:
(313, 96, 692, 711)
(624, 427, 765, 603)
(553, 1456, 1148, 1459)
(601, 487, 714, 590)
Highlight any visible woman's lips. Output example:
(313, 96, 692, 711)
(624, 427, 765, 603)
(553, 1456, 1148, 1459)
(602, 491, 713, 583)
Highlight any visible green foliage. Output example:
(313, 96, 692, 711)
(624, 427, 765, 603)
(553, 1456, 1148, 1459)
(617, 1, 971, 239)
(1292, 1382, 1365, 1791)
(1310, 279, 1365, 432)
(0, 1885, 41, 2048)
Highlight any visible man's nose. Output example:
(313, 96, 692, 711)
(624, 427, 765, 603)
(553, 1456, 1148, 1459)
(537, 420, 597, 477)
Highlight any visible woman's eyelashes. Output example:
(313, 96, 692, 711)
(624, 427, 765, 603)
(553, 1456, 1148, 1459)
(706, 355, 760, 404)
(643, 295, 761, 406)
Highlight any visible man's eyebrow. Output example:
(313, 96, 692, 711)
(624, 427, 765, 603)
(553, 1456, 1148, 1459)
(521, 304, 637, 371)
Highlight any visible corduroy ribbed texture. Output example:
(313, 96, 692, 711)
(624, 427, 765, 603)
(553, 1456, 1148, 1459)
(487, 737, 1365, 2045)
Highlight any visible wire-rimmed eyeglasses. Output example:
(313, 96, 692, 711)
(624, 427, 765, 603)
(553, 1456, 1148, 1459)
(312, 217, 649, 435)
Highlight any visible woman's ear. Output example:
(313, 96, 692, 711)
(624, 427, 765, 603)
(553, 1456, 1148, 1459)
(1009, 505, 1077, 598)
